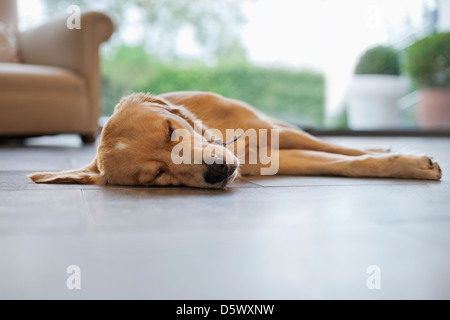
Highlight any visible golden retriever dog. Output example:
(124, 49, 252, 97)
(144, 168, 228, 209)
(28, 91, 442, 188)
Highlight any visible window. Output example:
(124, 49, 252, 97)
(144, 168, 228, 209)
(20, 0, 450, 131)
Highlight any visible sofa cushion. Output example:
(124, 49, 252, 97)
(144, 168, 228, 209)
(0, 63, 89, 135)
(0, 62, 86, 93)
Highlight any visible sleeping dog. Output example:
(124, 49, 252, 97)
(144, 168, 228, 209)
(29, 91, 442, 188)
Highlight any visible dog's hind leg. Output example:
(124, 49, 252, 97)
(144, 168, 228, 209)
(271, 149, 442, 180)
(277, 128, 388, 156)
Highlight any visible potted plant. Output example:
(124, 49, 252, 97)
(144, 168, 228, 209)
(347, 45, 408, 130)
(405, 32, 450, 130)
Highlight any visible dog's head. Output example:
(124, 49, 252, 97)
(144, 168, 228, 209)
(29, 93, 239, 188)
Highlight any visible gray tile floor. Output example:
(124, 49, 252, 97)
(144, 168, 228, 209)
(0, 135, 449, 299)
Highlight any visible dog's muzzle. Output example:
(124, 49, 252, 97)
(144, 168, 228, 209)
(203, 135, 240, 186)
(204, 162, 237, 185)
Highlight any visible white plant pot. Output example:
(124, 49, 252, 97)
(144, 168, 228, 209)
(347, 75, 408, 130)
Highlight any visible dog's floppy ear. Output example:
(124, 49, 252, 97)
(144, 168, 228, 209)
(28, 161, 101, 185)
(137, 93, 170, 106)
(113, 93, 170, 113)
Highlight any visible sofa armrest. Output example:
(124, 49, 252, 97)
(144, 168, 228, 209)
(18, 11, 114, 77)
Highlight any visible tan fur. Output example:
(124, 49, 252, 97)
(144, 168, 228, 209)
(28, 91, 442, 188)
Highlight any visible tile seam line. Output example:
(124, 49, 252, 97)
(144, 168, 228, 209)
(245, 183, 447, 188)
(80, 189, 95, 227)
(0, 184, 446, 191)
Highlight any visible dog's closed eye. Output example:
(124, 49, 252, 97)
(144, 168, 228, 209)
(145, 169, 165, 185)
(167, 120, 174, 138)
(154, 169, 165, 180)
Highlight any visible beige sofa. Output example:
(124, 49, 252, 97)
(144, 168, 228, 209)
(0, 0, 114, 142)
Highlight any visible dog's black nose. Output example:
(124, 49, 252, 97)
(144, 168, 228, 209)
(204, 162, 229, 184)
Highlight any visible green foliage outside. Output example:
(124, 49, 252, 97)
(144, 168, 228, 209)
(102, 45, 325, 126)
(405, 32, 450, 88)
(41, 0, 249, 60)
(39, 0, 325, 127)
(355, 45, 400, 75)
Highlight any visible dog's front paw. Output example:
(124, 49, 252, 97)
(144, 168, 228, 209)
(423, 156, 442, 180)
(388, 154, 442, 180)
(410, 155, 442, 180)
